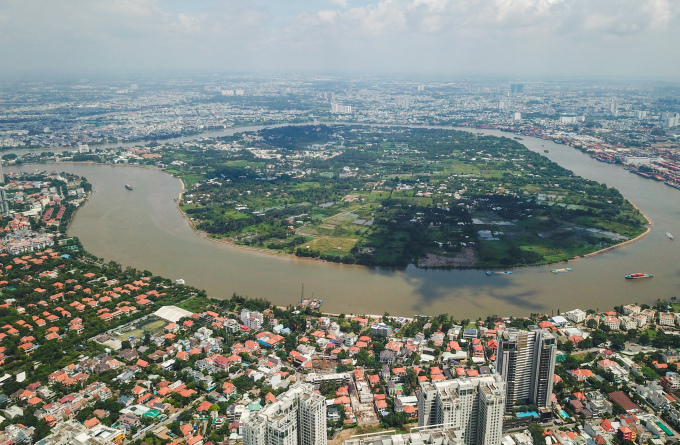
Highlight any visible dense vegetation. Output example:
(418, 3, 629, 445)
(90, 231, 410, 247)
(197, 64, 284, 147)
(160, 125, 646, 268)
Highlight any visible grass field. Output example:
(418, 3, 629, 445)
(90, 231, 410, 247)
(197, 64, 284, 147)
(115, 319, 166, 341)
(180, 174, 204, 189)
(224, 160, 265, 168)
(301, 236, 357, 256)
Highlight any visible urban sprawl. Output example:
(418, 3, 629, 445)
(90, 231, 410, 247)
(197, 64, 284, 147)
(1, 77, 680, 445)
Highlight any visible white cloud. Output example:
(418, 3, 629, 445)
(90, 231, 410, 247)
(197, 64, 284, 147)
(0, 0, 679, 78)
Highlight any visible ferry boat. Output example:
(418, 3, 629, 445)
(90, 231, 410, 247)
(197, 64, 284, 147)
(625, 273, 653, 279)
(667, 232, 674, 240)
(125, 184, 133, 190)
(551, 268, 572, 274)
(485, 271, 512, 276)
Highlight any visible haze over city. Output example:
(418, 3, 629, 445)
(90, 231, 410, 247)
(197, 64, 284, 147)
(4, 2, 680, 445)
(2, 0, 680, 79)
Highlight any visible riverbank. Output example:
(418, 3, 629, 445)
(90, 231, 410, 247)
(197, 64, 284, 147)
(10, 130, 678, 320)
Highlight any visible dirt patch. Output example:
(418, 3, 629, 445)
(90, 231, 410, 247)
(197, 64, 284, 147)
(418, 247, 477, 268)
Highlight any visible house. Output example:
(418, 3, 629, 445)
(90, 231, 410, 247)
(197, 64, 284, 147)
(659, 312, 675, 326)
(370, 322, 392, 337)
(569, 369, 594, 381)
(603, 316, 619, 330)
(619, 316, 637, 331)
(379, 350, 396, 365)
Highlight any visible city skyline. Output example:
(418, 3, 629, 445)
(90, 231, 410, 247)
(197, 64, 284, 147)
(1, 0, 680, 79)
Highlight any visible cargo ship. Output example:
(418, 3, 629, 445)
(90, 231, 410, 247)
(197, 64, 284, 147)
(485, 271, 512, 276)
(551, 268, 572, 274)
(667, 232, 674, 240)
(125, 184, 133, 190)
(625, 273, 653, 279)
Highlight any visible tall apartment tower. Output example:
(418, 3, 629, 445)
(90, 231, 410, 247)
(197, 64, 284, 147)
(0, 189, 8, 215)
(496, 327, 556, 413)
(243, 382, 327, 445)
(417, 375, 506, 445)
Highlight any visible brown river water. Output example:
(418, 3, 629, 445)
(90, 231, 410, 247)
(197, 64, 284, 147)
(7, 127, 680, 319)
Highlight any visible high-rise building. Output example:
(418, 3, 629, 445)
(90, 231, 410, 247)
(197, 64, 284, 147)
(243, 382, 327, 445)
(510, 84, 524, 94)
(331, 103, 352, 114)
(417, 375, 505, 445)
(496, 327, 556, 413)
(0, 189, 8, 215)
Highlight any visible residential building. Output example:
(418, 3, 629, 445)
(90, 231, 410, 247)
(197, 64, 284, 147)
(659, 312, 675, 326)
(242, 382, 326, 445)
(619, 316, 637, 331)
(417, 375, 505, 445)
(623, 304, 641, 315)
(602, 316, 619, 330)
(564, 309, 586, 324)
(241, 309, 264, 330)
(496, 327, 556, 412)
(370, 322, 392, 337)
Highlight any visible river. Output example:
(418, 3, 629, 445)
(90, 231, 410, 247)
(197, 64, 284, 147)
(7, 128, 680, 319)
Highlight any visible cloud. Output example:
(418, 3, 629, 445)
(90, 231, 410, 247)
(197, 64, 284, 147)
(0, 0, 679, 78)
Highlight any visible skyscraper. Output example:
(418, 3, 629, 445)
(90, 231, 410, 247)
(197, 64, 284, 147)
(417, 375, 506, 445)
(0, 189, 8, 215)
(496, 327, 556, 413)
(243, 382, 327, 445)
(510, 84, 524, 94)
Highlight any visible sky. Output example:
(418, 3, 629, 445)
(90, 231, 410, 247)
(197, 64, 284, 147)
(1, 0, 679, 79)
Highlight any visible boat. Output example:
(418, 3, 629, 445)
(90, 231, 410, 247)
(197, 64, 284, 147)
(514, 136, 523, 140)
(485, 271, 512, 276)
(544, 150, 549, 153)
(667, 232, 674, 240)
(625, 273, 653, 279)
(551, 268, 572, 274)
(125, 184, 133, 190)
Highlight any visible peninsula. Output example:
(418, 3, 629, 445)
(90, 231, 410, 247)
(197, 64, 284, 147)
(158, 125, 646, 268)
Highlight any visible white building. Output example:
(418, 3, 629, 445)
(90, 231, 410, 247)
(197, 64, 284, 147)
(418, 375, 505, 445)
(603, 316, 619, 331)
(623, 304, 641, 315)
(331, 103, 352, 114)
(564, 309, 586, 324)
(370, 322, 392, 337)
(559, 115, 585, 124)
(634, 314, 648, 328)
(240, 309, 264, 330)
(619, 316, 638, 331)
(640, 308, 656, 323)
(243, 382, 326, 445)
(659, 312, 675, 326)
